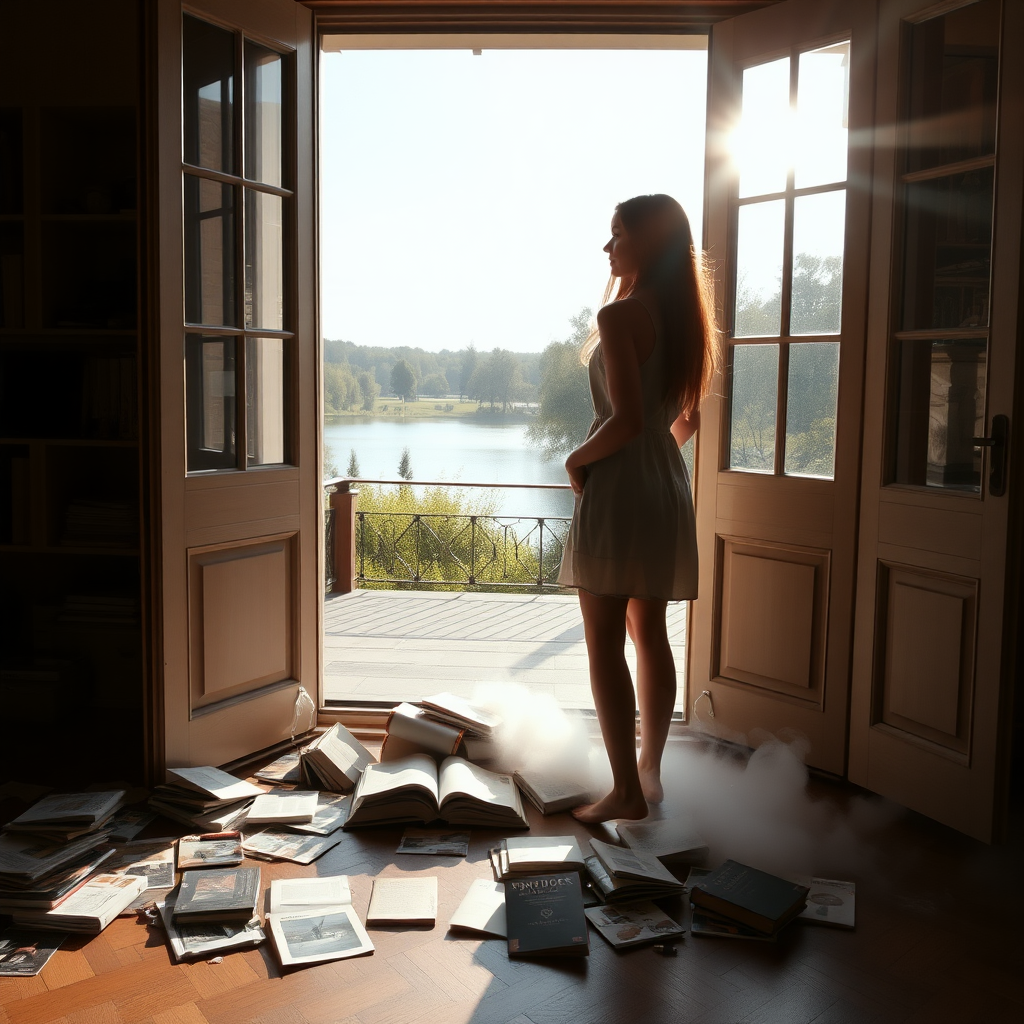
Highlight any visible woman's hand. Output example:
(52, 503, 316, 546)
(565, 454, 587, 495)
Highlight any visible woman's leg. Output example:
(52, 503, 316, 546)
(626, 598, 675, 803)
(572, 589, 648, 824)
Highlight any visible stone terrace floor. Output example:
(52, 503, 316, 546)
(323, 588, 688, 708)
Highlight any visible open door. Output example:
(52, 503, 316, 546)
(689, 0, 875, 774)
(849, 0, 1022, 842)
(155, 0, 320, 767)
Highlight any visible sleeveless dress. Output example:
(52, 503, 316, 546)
(556, 299, 699, 601)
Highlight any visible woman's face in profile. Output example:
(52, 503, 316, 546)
(603, 211, 640, 279)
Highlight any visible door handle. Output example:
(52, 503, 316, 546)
(972, 413, 1009, 497)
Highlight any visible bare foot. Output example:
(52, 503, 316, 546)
(639, 767, 664, 804)
(571, 790, 648, 825)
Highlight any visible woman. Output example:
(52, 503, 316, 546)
(557, 193, 718, 824)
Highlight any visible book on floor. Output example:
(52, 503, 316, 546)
(5, 790, 127, 834)
(171, 866, 261, 923)
(396, 828, 470, 857)
(0, 847, 116, 913)
(366, 876, 438, 926)
(504, 872, 590, 957)
(345, 754, 529, 829)
(585, 901, 685, 949)
(242, 829, 344, 865)
(615, 815, 709, 867)
(176, 832, 244, 870)
(157, 890, 265, 962)
(266, 875, 374, 968)
(583, 855, 686, 905)
(512, 769, 591, 815)
(0, 927, 66, 976)
(12, 873, 147, 933)
(588, 838, 687, 891)
(798, 877, 855, 929)
(300, 722, 375, 793)
(498, 835, 586, 878)
(420, 692, 502, 737)
(244, 789, 319, 825)
(0, 832, 118, 885)
(164, 767, 263, 804)
(254, 751, 303, 785)
(448, 879, 507, 938)
(690, 860, 809, 935)
(283, 793, 350, 836)
(689, 908, 777, 941)
(379, 702, 467, 761)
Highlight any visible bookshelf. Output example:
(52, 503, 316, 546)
(0, 1, 146, 784)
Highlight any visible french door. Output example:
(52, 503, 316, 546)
(690, 0, 874, 775)
(156, 0, 320, 767)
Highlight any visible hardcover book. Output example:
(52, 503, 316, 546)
(588, 838, 687, 891)
(300, 722, 375, 793)
(500, 835, 586, 877)
(158, 891, 265, 962)
(171, 866, 261, 923)
(615, 815, 709, 867)
(6, 790, 126, 830)
(512, 770, 591, 815)
(690, 860, 809, 935)
(176, 832, 244, 870)
(584, 855, 686, 905)
(346, 754, 528, 829)
(504, 872, 590, 957)
(164, 767, 263, 804)
(420, 692, 501, 737)
(366, 876, 438, 926)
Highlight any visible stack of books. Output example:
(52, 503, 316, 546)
(378, 693, 502, 764)
(0, 791, 126, 917)
(148, 767, 263, 831)
(689, 860, 811, 941)
(584, 838, 688, 904)
(615, 814, 709, 867)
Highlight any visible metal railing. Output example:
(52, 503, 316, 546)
(324, 478, 572, 592)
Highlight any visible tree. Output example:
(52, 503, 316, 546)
(357, 371, 380, 412)
(346, 449, 360, 477)
(526, 308, 594, 458)
(420, 372, 450, 397)
(397, 447, 413, 480)
(458, 345, 478, 401)
(323, 362, 360, 413)
(390, 359, 417, 401)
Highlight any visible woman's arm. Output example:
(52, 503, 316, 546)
(564, 302, 645, 493)
(671, 408, 699, 448)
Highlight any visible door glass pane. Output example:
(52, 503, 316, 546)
(186, 335, 237, 471)
(244, 41, 283, 188)
(184, 175, 237, 326)
(893, 337, 985, 492)
(785, 342, 839, 478)
(794, 41, 849, 189)
(902, 167, 993, 331)
(729, 343, 779, 473)
(245, 189, 284, 330)
(791, 189, 845, 336)
(737, 57, 790, 199)
(246, 338, 287, 466)
(905, 0, 999, 173)
(183, 15, 235, 174)
(734, 199, 784, 338)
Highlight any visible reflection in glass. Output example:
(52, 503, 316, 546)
(791, 190, 846, 335)
(186, 335, 237, 471)
(894, 337, 986, 491)
(244, 41, 283, 188)
(729, 344, 779, 473)
(183, 15, 235, 173)
(795, 42, 849, 189)
(734, 200, 785, 338)
(785, 343, 839, 478)
(184, 175, 237, 326)
(246, 338, 287, 466)
(245, 190, 284, 330)
(902, 167, 993, 331)
(905, 0, 999, 173)
(737, 57, 790, 199)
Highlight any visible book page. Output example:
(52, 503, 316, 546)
(589, 838, 680, 884)
(166, 767, 262, 802)
(421, 692, 501, 734)
(353, 755, 439, 804)
(246, 790, 319, 824)
(449, 879, 506, 937)
(269, 875, 351, 915)
(437, 757, 518, 811)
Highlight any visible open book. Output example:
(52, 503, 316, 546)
(345, 754, 529, 829)
(267, 875, 374, 968)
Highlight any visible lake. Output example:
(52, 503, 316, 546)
(323, 417, 576, 519)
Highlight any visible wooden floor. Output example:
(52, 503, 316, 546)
(2, 746, 1021, 1024)
(323, 590, 688, 708)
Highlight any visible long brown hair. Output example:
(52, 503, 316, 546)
(582, 194, 719, 417)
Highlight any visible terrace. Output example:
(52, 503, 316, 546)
(322, 479, 689, 709)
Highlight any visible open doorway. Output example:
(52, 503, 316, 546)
(318, 36, 708, 713)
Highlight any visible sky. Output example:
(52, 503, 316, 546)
(319, 46, 708, 353)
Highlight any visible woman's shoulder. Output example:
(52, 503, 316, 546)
(597, 295, 656, 330)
